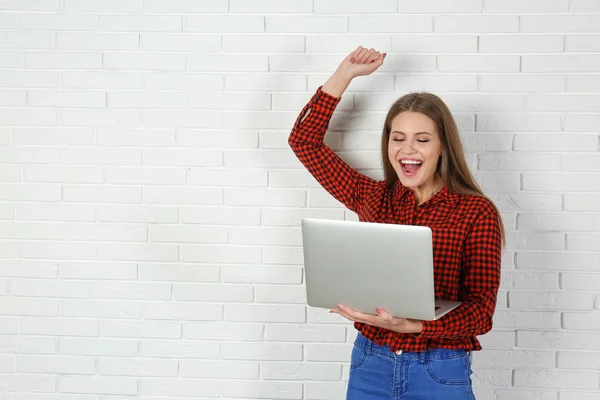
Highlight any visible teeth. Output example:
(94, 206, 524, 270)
(401, 160, 422, 165)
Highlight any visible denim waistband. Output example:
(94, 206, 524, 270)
(354, 332, 469, 361)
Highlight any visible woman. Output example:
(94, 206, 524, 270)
(288, 46, 504, 400)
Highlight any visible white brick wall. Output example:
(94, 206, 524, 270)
(0, 0, 599, 398)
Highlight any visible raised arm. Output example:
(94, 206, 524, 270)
(288, 47, 387, 214)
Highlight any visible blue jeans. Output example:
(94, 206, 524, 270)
(347, 333, 476, 400)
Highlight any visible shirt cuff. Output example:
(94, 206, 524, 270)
(417, 319, 443, 339)
(311, 86, 341, 114)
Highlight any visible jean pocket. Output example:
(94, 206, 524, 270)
(425, 354, 470, 386)
(349, 344, 368, 370)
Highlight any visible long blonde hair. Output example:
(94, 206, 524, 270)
(380, 92, 505, 245)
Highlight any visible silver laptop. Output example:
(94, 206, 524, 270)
(301, 218, 461, 321)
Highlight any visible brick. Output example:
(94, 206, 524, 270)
(493, 311, 560, 329)
(518, 212, 600, 232)
(516, 252, 600, 271)
(564, 194, 600, 211)
(143, 72, 223, 90)
(67, 223, 146, 242)
(509, 292, 593, 310)
(514, 134, 597, 152)
(191, 92, 270, 110)
(566, 35, 600, 52)
(563, 312, 600, 330)
(0, 109, 57, 126)
(181, 206, 261, 225)
(270, 55, 343, 73)
(268, 16, 346, 33)
(264, 246, 304, 265)
(187, 54, 268, 72)
(63, 185, 141, 204)
(307, 35, 390, 54)
(109, 91, 188, 109)
(0, 298, 58, 317)
(59, 376, 137, 395)
(230, 227, 302, 246)
(222, 343, 302, 361)
(561, 272, 600, 290)
(183, 323, 263, 341)
(102, 320, 180, 339)
(141, 379, 219, 397)
(349, 15, 431, 33)
(522, 15, 600, 32)
(64, 0, 144, 12)
(0, 184, 60, 201)
(522, 173, 600, 192)
(64, 148, 141, 166)
(392, 35, 476, 53)
(147, 0, 228, 12)
(0, 0, 59, 10)
(143, 148, 222, 167)
(0, 52, 21, 68)
(223, 35, 304, 53)
(188, 168, 266, 187)
(567, 75, 600, 92)
(0, 241, 16, 257)
(225, 149, 302, 168)
(0, 14, 17, 29)
(19, 13, 99, 31)
(143, 187, 223, 205)
(59, 338, 136, 357)
(21, 318, 99, 337)
(472, 350, 555, 368)
(480, 35, 563, 53)
(564, 115, 600, 131)
(140, 339, 219, 358)
(438, 56, 520, 72)
(479, 75, 565, 92)
(139, 263, 218, 282)
(105, 167, 186, 185)
(174, 283, 253, 302)
(396, 74, 478, 92)
(144, 303, 222, 321)
(225, 74, 306, 91)
(99, 358, 178, 377)
(0, 32, 54, 49)
(185, 15, 264, 32)
(257, 286, 306, 304)
(265, 325, 346, 342)
(486, 0, 568, 12)
(527, 94, 600, 112)
(571, 0, 600, 11)
(59, 109, 141, 128)
(514, 370, 597, 389)
(181, 245, 262, 264)
(522, 55, 600, 72)
(99, 243, 178, 262)
(0, 375, 55, 392)
(63, 300, 141, 319)
(262, 362, 342, 381)
(262, 209, 345, 227)
(471, 369, 512, 386)
(105, 52, 185, 71)
(101, 15, 182, 32)
(58, 32, 139, 50)
(225, 188, 306, 207)
(478, 154, 560, 171)
(0, 261, 56, 279)
(144, 110, 222, 129)
(62, 71, 142, 89)
(19, 241, 97, 260)
(59, 262, 136, 280)
(477, 114, 561, 132)
(91, 282, 170, 301)
(16, 355, 93, 374)
(232, 0, 312, 12)
(11, 279, 88, 299)
(316, 0, 397, 13)
(436, 16, 519, 33)
(225, 305, 306, 323)
(399, 0, 482, 12)
(24, 165, 103, 184)
(501, 271, 559, 289)
(12, 127, 93, 145)
(0, 222, 63, 240)
(150, 225, 227, 244)
(180, 360, 258, 379)
(0, 71, 58, 88)
(97, 129, 175, 146)
(0, 165, 20, 182)
(309, 74, 394, 92)
(473, 389, 557, 400)
(558, 351, 600, 369)
(140, 34, 220, 52)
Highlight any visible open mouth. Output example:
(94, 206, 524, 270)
(400, 159, 422, 176)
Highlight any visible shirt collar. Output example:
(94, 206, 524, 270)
(393, 181, 459, 206)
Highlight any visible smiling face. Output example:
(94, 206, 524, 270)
(387, 111, 443, 192)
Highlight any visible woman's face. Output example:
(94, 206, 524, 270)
(387, 111, 443, 190)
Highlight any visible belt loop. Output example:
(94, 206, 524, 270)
(366, 336, 373, 357)
(419, 350, 426, 364)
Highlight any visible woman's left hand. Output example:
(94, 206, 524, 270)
(330, 304, 423, 334)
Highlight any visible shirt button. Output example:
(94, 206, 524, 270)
(396, 350, 403, 355)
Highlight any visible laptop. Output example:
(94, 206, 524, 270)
(301, 218, 461, 321)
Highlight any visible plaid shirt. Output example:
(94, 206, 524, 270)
(289, 87, 502, 352)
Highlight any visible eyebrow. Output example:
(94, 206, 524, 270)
(390, 131, 432, 136)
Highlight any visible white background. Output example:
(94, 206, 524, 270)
(0, 0, 599, 399)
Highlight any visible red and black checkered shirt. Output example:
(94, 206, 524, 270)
(289, 87, 502, 352)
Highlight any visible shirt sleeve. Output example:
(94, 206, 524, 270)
(288, 87, 380, 214)
(418, 209, 502, 339)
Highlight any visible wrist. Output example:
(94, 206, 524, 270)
(322, 69, 353, 98)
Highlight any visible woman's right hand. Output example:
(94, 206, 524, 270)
(322, 46, 386, 98)
(337, 46, 386, 80)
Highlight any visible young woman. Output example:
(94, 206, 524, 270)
(288, 47, 504, 400)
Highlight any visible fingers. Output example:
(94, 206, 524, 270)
(350, 47, 383, 64)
